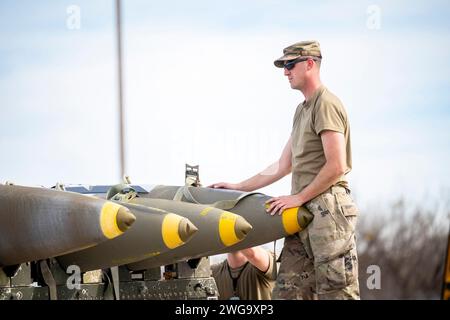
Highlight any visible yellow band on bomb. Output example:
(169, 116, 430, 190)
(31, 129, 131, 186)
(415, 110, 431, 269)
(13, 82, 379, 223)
(162, 213, 184, 249)
(199, 207, 214, 216)
(282, 207, 301, 235)
(219, 212, 240, 246)
(100, 202, 124, 239)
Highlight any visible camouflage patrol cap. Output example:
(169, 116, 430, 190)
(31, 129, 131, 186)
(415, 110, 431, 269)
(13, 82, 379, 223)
(274, 40, 322, 68)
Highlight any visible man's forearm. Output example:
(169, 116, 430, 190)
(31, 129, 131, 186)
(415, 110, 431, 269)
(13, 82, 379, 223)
(240, 247, 270, 273)
(296, 162, 345, 204)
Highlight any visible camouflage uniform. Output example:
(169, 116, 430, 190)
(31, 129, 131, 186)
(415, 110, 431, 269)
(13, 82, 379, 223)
(271, 234, 316, 300)
(270, 40, 360, 299)
(272, 186, 359, 300)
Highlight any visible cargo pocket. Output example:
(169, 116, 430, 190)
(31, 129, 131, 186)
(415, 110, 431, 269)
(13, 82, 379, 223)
(306, 194, 342, 262)
(316, 249, 356, 294)
(316, 254, 346, 293)
(344, 246, 358, 287)
(341, 203, 358, 216)
(334, 193, 359, 232)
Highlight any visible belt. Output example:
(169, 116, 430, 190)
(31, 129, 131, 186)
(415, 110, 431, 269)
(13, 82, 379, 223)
(305, 185, 351, 208)
(323, 185, 350, 195)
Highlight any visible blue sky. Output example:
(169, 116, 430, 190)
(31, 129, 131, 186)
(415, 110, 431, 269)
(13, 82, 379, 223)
(0, 0, 449, 221)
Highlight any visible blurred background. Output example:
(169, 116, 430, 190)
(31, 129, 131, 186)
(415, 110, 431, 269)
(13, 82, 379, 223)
(0, 0, 449, 299)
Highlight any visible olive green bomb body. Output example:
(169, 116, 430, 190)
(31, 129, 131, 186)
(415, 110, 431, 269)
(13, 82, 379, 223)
(121, 198, 252, 271)
(140, 185, 313, 255)
(56, 202, 197, 272)
(0, 185, 135, 267)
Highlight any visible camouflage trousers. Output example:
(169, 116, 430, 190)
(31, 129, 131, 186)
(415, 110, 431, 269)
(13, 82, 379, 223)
(272, 186, 360, 300)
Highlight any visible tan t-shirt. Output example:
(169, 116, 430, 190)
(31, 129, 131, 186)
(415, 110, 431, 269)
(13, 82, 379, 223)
(291, 86, 352, 195)
(211, 253, 276, 300)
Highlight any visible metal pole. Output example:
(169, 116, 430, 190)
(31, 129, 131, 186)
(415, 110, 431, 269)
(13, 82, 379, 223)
(115, 0, 126, 180)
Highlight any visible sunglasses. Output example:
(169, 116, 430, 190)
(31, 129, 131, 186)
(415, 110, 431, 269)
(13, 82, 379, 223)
(284, 57, 318, 70)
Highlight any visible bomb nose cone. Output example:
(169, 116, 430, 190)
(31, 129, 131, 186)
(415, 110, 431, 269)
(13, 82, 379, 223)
(297, 206, 314, 230)
(162, 213, 197, 249)
(234, 216, 253, 240)
(219, 212, 252, 246)
(279, 206, 314, 235)
(178, 218, 198, 243)
(116, 207, 137, 232)
(100, 202, 136, 239)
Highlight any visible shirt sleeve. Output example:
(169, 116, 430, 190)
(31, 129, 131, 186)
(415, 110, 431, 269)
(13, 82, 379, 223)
(313, 99, 347, 135)
(256, 251, 277, 281)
